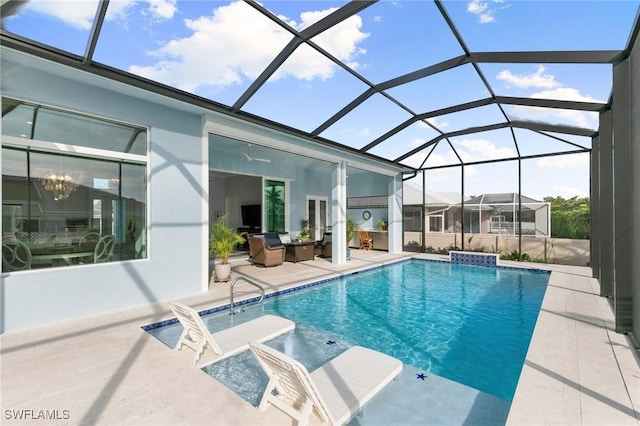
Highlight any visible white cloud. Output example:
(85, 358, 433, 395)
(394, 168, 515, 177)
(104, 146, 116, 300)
(409, 137, 427, 149)
(25, 0, 106, 30)
(421, 117, 449, 130)
(467, 0, 511, 23)
(453, 138, 516, 161)
(297, 9, 368, 72)
(403, 138, 514, 177)
(145, 0, 178, 20)
(498, 66, 602, 128)
(23, 0, 175, 30)
(509, 86, 601, 128)
(537, 154, 589, 170)
(527, 87, 601, 128)
(497, 65, 559, 89)
(402, 138, 447, 170)
(129, 1, 368, 92)
(401, 149, 460, 181)
(531, 87, 599, 103)
(467, 0, 496, 23)
(550, 184, 589, 198)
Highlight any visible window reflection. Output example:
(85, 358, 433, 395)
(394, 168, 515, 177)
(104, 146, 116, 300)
(2, 98, 148, 271)
(2, 98, 147, 155)
(2, 149, 146, 272)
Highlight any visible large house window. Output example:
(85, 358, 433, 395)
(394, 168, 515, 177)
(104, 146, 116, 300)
(2, 98, 147, 272)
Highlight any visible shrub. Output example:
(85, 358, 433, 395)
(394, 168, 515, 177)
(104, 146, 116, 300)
(500, 250, 531, 261)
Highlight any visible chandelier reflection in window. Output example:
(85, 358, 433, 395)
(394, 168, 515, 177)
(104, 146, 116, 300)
(41, 171, 81, 201)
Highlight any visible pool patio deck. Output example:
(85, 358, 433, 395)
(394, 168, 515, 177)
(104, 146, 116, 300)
(1, 250, 638, 425)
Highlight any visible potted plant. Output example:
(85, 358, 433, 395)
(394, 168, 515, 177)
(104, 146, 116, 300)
(296, 229, 311, 242)
(209, 218, 244, 282)
(377, 218, 387, 231)
(346, 215, 358, 259)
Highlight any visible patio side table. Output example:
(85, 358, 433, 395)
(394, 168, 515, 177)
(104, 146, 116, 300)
(285, 241, 316, 263)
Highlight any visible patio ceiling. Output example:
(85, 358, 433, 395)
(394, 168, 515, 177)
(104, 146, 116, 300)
(1, 0, 639, 173)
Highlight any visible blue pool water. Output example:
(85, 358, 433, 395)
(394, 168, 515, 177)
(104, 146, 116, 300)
(148, 259, 549, 406)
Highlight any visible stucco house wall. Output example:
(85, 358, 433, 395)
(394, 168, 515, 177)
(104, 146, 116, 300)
(1, 51, 208, 331)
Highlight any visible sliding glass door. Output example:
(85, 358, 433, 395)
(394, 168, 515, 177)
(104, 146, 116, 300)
(264, 179, 285, 232)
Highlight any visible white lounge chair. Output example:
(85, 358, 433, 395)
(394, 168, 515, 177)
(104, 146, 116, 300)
(249, 341, 403, 426)
(168, 302, 295, 368)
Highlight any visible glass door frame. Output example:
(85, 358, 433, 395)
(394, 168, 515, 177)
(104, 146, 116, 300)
(262, 177, 290, 233)
(306, 195, 329, 241)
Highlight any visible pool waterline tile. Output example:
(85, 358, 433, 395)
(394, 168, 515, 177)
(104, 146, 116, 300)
(142, 257, 549, 331)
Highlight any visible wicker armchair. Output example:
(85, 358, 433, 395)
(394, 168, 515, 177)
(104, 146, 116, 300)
(314, 232, 332, 257)
(248, 233, 285, 267)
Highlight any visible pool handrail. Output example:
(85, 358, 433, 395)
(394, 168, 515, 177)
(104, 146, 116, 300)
(229, 276, 265, 314)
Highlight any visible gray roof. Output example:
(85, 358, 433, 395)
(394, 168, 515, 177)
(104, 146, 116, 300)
(463, 193, 543, 205)
(404, 186, 546, 209)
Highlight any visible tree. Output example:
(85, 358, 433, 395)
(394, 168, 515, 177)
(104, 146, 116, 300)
(544, 196, 590, 239)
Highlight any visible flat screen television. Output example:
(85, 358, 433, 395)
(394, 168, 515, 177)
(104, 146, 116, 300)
(241, 204, 261, 229)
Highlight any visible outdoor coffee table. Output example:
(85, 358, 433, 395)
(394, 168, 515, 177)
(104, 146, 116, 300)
(285, 240, 315, 263)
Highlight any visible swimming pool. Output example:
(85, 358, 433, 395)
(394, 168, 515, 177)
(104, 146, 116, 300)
(148, 259, 549, 406)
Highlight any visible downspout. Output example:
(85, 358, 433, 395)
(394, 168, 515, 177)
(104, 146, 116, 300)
(402, 171, 418, 181)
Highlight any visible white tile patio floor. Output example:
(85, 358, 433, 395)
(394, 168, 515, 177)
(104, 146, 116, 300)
(1, 250, 638, 425)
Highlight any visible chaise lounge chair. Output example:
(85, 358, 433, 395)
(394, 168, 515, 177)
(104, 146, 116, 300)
(249, 341, 403, 426)
(168, 302, 295, 368)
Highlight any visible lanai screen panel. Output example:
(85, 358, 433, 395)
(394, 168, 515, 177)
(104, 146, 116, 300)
(1, 0, 638, 180)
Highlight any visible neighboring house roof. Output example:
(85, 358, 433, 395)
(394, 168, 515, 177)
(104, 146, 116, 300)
(457, 193, 547, 212)
(463, 193, 544, 205)
(403, 182, 464, 206)
(403, 186, 547, 211)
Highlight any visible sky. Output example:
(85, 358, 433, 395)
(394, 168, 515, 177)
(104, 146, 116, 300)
(3, 0, 639, 201)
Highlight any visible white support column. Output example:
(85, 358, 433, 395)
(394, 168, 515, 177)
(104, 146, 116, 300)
(388, 173, 403, 253)
(331, 161, 347, 264)
(201, 121, 211, 292)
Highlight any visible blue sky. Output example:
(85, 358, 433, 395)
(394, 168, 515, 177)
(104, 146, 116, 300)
(4, 0, 639, 200)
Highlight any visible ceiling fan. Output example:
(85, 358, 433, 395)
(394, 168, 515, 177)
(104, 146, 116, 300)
(243, 143, 271, 163)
